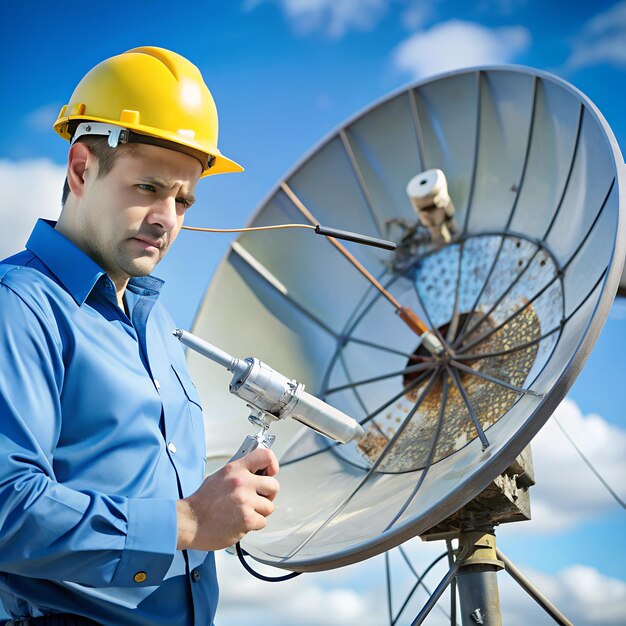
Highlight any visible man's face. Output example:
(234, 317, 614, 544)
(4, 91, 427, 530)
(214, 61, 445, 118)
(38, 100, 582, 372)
(76, 143, 201, 284)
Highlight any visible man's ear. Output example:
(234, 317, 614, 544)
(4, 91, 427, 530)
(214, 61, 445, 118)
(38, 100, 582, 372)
(66, 142, 96, 199)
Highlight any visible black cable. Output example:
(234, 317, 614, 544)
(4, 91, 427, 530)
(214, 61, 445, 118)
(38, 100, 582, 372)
(235, 541, 302, 582)
(393, 552, 449, 625)
(182, 222, 397, 251)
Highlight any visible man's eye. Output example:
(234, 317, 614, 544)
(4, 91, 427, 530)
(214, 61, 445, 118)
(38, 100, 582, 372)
(176, 197, 191, 210)
(138, 183, 156, 192)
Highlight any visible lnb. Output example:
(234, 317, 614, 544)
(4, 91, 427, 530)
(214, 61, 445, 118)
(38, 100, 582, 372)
(406, 168, 458, 244)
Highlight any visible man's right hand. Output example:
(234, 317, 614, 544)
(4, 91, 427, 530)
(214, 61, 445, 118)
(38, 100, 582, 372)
(176, 447, 280, 551)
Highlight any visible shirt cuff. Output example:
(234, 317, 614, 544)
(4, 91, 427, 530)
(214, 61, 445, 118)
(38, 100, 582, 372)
(111, 498, 177, 587)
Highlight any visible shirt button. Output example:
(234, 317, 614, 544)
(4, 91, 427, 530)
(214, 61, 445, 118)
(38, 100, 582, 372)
(191, 569, 201, 582)
(168, 442, 177, 454)
(134, 571, 147, 583)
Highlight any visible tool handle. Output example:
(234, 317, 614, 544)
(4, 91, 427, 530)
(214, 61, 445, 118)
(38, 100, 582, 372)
(229, 432, 276, 475)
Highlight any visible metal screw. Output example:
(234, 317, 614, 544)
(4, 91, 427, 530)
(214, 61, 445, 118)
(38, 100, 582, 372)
(470, 608, 484, 624)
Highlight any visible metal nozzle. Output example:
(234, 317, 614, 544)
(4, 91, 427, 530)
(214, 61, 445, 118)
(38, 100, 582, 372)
(173, 328, 365, 444)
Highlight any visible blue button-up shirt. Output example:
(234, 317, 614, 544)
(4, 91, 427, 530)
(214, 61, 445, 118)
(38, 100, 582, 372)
(0, 219, 217, 625)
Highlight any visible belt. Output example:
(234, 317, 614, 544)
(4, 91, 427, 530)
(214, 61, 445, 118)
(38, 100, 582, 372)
(6, 615, 100, 626)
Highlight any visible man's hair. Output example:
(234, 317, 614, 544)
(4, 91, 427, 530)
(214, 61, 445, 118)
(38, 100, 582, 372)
(61, 135, 144, 206)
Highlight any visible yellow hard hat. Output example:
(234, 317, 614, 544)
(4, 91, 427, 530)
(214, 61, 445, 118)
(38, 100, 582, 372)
(53, 46, 243, 177)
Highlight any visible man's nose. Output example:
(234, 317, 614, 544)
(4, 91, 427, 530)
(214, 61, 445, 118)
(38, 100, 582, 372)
(147, 196, 178, 231)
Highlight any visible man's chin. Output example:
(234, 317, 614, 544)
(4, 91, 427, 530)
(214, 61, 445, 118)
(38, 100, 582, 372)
(118, 248, 167, 279)
(124, 259, 160, 278)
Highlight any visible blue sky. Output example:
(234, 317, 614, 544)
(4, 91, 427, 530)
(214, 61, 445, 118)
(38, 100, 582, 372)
(1, 1, 625, 624)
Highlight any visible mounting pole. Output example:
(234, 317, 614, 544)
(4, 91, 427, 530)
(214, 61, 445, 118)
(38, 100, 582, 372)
(455, 530, 504, 626)
(411, 449, 574, 626)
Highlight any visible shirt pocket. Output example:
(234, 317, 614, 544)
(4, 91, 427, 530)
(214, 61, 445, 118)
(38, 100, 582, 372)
(171, 365, 205, 444)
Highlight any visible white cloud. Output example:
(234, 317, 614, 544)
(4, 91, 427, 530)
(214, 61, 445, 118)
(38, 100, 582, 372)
(585, 0, 626, 37)
(0, 159, 65, 260)
(500, 564, 626, 626)
(214, 549, 388, 625)
(25, 103, 63, 132)
(475, 0, 529, 16)
(509, 398, 626, 534)
(244, 0, 390, 37)
(401, 2, 434, 30)
(216, 536, 626, 626)
(215, 539, 463, 626)
(380, 541, 626, 626)
(566, 1, 626, 70)
(392, 20, 531, 80)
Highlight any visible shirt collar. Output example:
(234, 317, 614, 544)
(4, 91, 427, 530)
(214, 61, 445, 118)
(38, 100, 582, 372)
(26, 219, 164, 305)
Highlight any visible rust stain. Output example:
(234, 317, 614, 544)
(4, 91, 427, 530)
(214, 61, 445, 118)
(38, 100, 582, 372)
(357, 304, 540, 472)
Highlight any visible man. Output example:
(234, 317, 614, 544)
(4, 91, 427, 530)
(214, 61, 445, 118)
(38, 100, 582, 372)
(0, 47, 279, 625)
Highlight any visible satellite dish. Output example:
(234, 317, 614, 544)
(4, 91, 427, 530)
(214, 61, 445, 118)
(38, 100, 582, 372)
(188, 66, 625, 573)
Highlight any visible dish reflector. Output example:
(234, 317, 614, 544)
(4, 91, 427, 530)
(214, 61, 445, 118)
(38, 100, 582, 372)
(188, 67, 625, 572)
